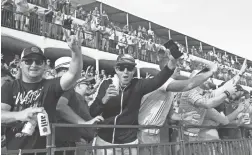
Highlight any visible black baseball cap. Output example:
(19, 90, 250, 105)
(116, 54, 136, 66)
(21, 46, 46, 60)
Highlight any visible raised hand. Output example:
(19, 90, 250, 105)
(239, 59, 247, 75)
(63, 28, 82, 54)
(102, 84, 119, 104)
(209, 62, 218, 73)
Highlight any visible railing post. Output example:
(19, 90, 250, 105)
(180, 126, 186, 155)
(46, 124, 53, 155)
(42, 12, 46, 36)
(185, 36, 189, 54)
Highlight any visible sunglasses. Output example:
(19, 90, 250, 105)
(116, 65, 135, 72)
(22, 59, 44, 66)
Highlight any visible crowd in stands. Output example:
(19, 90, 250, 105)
(1, 36, 252, 155)
(2, 0, 252, 89)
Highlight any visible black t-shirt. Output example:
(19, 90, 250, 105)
(45, 12, 54, 23)
(1, 78, 63, 150)
(55, 89, 94, 143)
(63, 18, 73, 30)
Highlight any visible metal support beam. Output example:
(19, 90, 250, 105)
(185, 36, 189, 53)
(200, 41, 203, 52)
(96, 59, 99, 76)
(168, 29, 171, 40)
(149, 22, 151, 29)
(99, 2, 102, 14)
(126, 13, 129, 27)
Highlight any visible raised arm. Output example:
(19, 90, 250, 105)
(60, 29, 83, 91)
(139, 51, 178, 95)
(213, 59, 247, 95)
(166, 63, 217, 92)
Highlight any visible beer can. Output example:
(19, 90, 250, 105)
(37, 112, 51, 136)
(21, 119, 37, 136)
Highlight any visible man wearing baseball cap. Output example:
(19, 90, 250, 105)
(89, 40, 183, 155)
(1, 30, 83, 150)
(54, 57, 103, 150)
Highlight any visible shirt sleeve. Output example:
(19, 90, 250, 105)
(47, 78, 64, 98)
(187, 89, 204, 106)
(61, 89, 74, 101)
(1, 81, 14, 108)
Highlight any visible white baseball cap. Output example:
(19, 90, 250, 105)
(54, 57, 72, 70)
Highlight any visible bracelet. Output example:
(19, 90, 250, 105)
(224, 91, 230, 97)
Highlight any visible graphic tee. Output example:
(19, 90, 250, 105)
(1, 78, 63, 150)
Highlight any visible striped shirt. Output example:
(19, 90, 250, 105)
(178, 87, 207, 134)
(138, 78, 175, 127)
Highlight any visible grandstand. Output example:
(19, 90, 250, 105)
(1, 0, 252, 154)
(1, 0, 252, 90)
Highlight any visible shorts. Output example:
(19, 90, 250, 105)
(15, 13, 25, 21)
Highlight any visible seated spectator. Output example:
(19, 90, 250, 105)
(15, 0, 29, 31)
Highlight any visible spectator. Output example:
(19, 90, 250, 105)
(108, 28, 117, 52)
(62, 0, 71, 15)
(62, 15, 73, 41)
(92, 7, 99, 17)
(54, 57, 103, 152)
(138, 55, 218, 155)
(1, 34, 83, 150)
(43, 9, 54, 37)
(1, 68, 15, 86)
(9, 54, 20, 68)
(1, 0, 15, 28)
(117, 33, 128, 54)
(142, 26, 147, 39)
(101, 10, 109, 27)
(147, 28, 154, 40)
(123, 25, 129, 34)
(53, 11, 64, 40)
(89, 50, 179, 155)
(15, 0, 29, 31)
(28, 6, 40, 34)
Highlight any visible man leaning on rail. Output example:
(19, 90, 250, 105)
(1, 29, 83, 150)
(89, 40, 183, 155)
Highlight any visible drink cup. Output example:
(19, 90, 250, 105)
(21, 119, 37, 136)
(112, 75, 119, 91)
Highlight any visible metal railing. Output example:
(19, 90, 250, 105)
(2, 123, 252, 155)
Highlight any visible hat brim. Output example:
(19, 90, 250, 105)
(22, 53, 47, 60)
(116, 62, 137, 66)
(55, 64, 70, 70)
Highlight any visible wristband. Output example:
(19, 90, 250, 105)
(224, 91, 230, 97)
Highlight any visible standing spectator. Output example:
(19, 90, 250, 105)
(9, 54, 20, 69)
(123, 25, 129, 34)
(62, 0, 71, 15)
(62, 15, 73, 41)
(92, 7, 99, 17)
(54, 57, 103, 153)
(1, 68, 15, 87)
(89, 49, 180, 155)
(1, 0, 15, 28)
(108, 28, 117, 52)
(101, 10, 109, 27)
(117, 33, 128, 54)
(1, 32, 83, 150)
(142, 26, 147, 39)
(43, 9, 54, 37)
(147, 28, 154, 40)
(101, 28, 110, 52)
(53, 11, 64, 40)
(28, 6, 40, 34)
(138, 57, 218, 155)
(15, 0, 29, 30)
